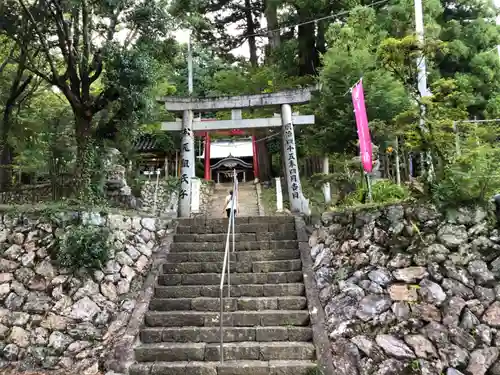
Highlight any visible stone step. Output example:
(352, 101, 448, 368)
(149, 296, 308, 311)
(162, 259, 303, 274)
(167, 249, 300, 263)
(170, 240, 298, 252)
(134, 341, 316, 362)
(140, 326, 313, 343)
(177, 223, 295, 235)
(178, 216, 295, 227)
(154, 283, 305, 298)
(129, 360, 317, 375)
(174, 231, 296, 242)
(176, 219, 295, 234)
(144, 310, 310, 327)
(157, 271, 303, 286)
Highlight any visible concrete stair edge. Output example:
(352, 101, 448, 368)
(134, 341, 316, 362)
(157, 271, 303, 286)
(129, 360, 317, 375)
(139, 326, 313, 343)
(169, 240, 298, 251)
(166, 250, 301, 263)
(153, 283, 306, 298)
(144, 309, 311, 327)
(148, 296, 308, 311)
(162, 259, 303, 274)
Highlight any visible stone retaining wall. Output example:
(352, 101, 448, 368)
(310, 204, 500, 375)
(140, 181, 178, 216)
(0, 211, 172, 374)
(194, 181, 214, 217)
(140, 180, 213, 217)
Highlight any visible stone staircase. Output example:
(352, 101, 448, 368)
(129, 216, 317, 375)
(207, 183, 260, 218)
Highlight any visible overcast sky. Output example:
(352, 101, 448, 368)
(173, 29, 252, 58)
(173, 13, 266, 59)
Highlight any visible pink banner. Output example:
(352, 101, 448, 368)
(351, 79, 373, 173)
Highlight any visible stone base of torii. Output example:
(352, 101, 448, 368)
(157, 87, 318, 217)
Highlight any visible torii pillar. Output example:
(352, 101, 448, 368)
(281, 104, 303, 212)
(179, 110, 195, 217)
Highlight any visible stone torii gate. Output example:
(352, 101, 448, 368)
(158, 87, 317, 217)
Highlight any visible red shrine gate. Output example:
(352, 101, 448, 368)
(195, 121, 259, 182)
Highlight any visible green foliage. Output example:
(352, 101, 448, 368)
(260, 184, 279, 213)
(11, 90, 75, 178)
(370, 180, 411, 202)
(300, 177, 330, 214)
(431, 146, 500, 208)
(128, 176, 146, 198)
(343, 179, 411, 207)
(309, 155, 363, 196)
(196, 160, 205, 178)
(305, 366, 323, 375)
(55, 225, 111, 271)
(0, 0, 178, 194)
(315, 6, 412, 155)
(162, 176, 181, 193)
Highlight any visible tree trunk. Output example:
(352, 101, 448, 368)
(297, 9, 317, 76)
(0, 105, 13, 189)
(245, 0, 258, 67)
(0, 70, 31, 190)
(316, 20, 326, 56)
(74, 113, 94, 199)
(264, 0, 280, 52)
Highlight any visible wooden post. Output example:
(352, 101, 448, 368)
(395, 137, 401, 185)
(204, 132, 211, 180)
(252, 135, 259, 182)
(322, 156, 331, 203)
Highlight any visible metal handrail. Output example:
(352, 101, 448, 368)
(219, 169, 238, 363)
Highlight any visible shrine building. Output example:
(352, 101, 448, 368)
(196, 128, 259, 184)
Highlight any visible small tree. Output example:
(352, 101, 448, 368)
(0, 0, 175, 198)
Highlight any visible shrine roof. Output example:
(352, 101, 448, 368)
(134, 135, 172, 153)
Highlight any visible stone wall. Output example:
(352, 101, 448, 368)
(140, 181, 178, 216)
(0, 184, 63, 205)
(0, 211, 172, 374)
(194, 181, 214, 217)
(310, 204, 500, 375)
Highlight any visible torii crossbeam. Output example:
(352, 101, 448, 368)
(161, 114, 315, 131)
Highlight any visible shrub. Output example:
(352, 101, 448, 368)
(163, 176, 181, 193)
(129, 176, 146, 198)
(55, 225, 111, 271)
(431, 145, 500, 208)
(371, 179, 411, 202)
(342, 179, 411, 206)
